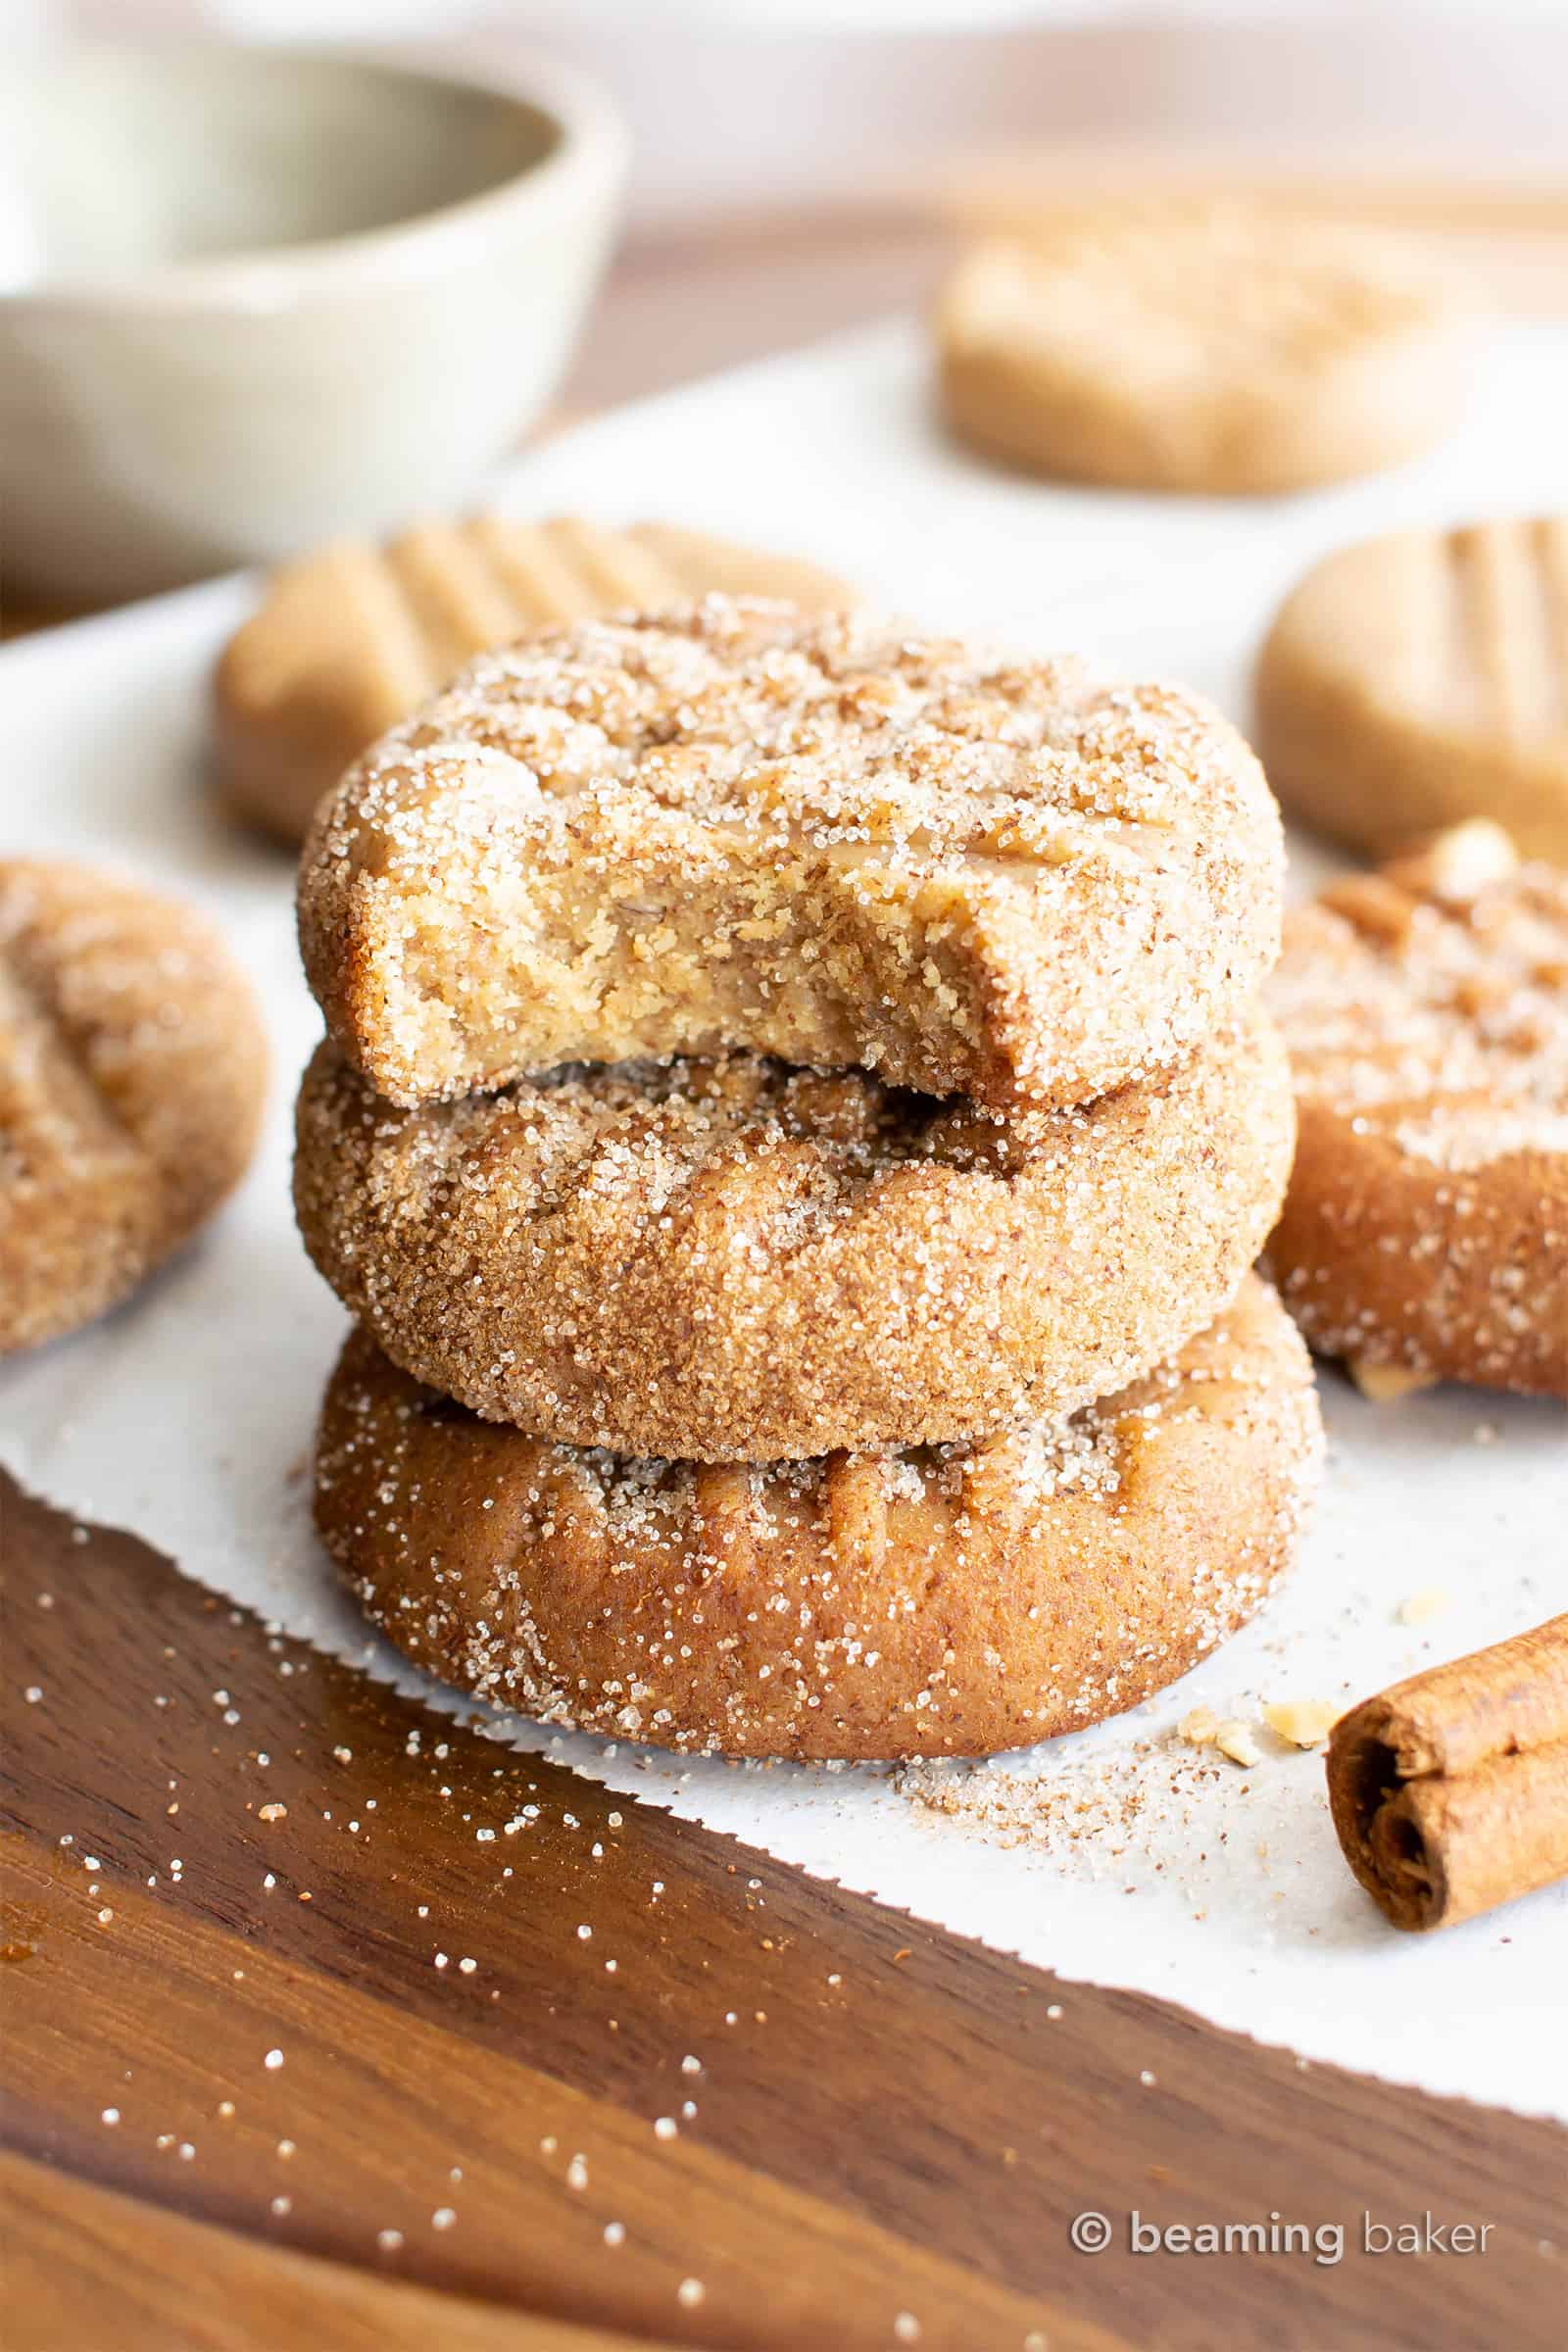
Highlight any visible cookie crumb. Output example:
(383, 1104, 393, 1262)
(1388, 818, 1518, 904)
(1348, 1358, 1438, 1403)
(1398, 1589, 1451, 1626)
(1263, 1699, 1338, 1749)
(1213, 1720, 1262, 1768)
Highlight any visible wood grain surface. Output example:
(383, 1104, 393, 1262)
(1, 2148, 657, 2352)
(2, 1466, 1563, 2350)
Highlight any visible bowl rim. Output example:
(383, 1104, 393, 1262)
(3, 38, 628, 313)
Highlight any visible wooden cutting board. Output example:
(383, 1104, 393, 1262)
(2, 1466, 1563, 2350)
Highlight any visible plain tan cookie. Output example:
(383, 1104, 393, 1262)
(1265, 824, 1568, 1397)
(0, 859, 267, 1355)
(314, 1275, 1323, 1762)
(936, 208, 1477, 495)
(294, 1002, 1295, 1461)
(215, 514, 857, 845)
(1256, 514, 1568, 863)
(298, 599, 1283, 1113)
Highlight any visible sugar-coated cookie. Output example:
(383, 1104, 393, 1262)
(215, 515, 857, 845)
(294, 1004, 1295, 1461)
(1256, 514, 1568, 863)
(936, 209, 1477, 495)
(298, 600, 1283, 1113)
(1266, 824, 1568, 1397)
(315, 1276, 1322, 1761)
(0, 859, 267, 1354)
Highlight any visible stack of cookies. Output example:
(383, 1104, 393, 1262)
(294, 600, 1322, 1760)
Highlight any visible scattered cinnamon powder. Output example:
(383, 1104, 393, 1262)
(897, 1734, 1237, 1865)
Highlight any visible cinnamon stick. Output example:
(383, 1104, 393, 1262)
(1326, 1614, 1568, 1932)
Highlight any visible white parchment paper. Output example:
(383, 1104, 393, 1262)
(4, 318, 1565, 2119)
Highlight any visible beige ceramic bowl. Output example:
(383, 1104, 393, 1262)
(0, 43, 627, 604)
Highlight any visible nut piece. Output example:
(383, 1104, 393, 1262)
(1177, 1705, 1220, 1746)
(1263, 1699, 1339, 1749)
(1213, 1719, 1264, 1768)
(1385, 818, 1520, 905)
(1348, 1358, 1440, 1403)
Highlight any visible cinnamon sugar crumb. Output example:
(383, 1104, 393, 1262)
(898, 1729, 1245, 1862)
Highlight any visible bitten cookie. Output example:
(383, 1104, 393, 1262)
(1256, 514, 1568, 864)
(315, 1275, 1323, 1761)
(215, 514, 857, 845)
(298, 600, 1283, 1113)
(0, 859, 267, 1354)
(1265, 824, 1568, 1397)
(294, 1003, 1295, 1461)
(936, 208, 1476, 495)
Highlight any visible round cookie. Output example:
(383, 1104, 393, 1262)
(297, 598, 1283, 1114)
(294, 1002, 1296, 1461)
(315, 1275, 1323, 1762)
(0, 858, 267, 1354)
(215, 514, 857, 847)
(935, 208, 1477, 495)
(1256, 514, 1568, 864)
(1265, 824, 1568, 1397)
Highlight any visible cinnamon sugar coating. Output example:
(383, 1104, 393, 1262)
(294, 1002, 1295, 1461)
(1265, 828, 1568, 1396)
(297, 600, 1283, 1112)
(0, 859, 267, 1355)
(314, 1275, 1323, 1761)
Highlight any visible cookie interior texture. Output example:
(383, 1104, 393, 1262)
(298, 600, 1282, 1114)
(315, 1275, 1323, 1761)
(1265, 832, 1568, 1396)
(1255, 515, 1568, 865)
(936, 210, 1476, 495)
(294, 1002, 1296, 1460)
(0, 858, 267, 1354)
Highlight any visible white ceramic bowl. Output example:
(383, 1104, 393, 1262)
(0, 43, 627, 604)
